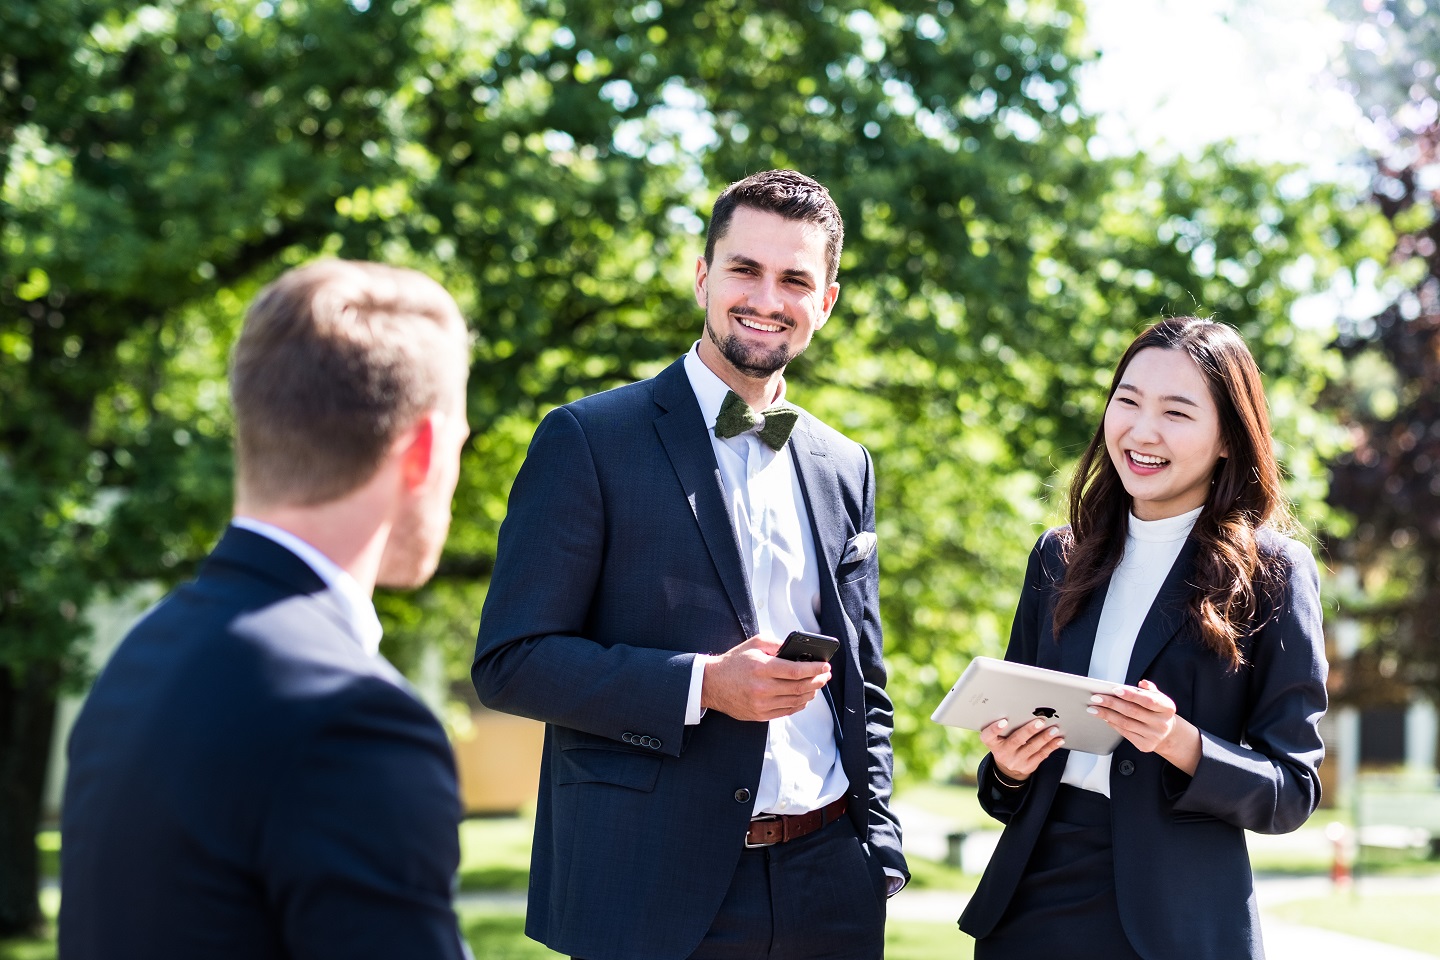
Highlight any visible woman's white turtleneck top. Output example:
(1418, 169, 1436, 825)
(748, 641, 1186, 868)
(1060, 504, 1202, 796)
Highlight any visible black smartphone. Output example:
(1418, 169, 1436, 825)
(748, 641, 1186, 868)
(775, 630, 840, 663)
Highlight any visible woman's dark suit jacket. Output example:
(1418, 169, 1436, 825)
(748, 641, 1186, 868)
(959, 526, 1328, 960)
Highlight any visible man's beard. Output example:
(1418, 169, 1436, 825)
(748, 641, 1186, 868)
(704, 306, 800, 379)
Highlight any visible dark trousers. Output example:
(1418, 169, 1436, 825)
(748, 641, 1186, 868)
(975, 785, 1144, 960)
(692, 815, 886, 960)
(577, 815, 885, 960)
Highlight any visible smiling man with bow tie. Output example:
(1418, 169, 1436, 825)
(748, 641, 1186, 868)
(471, 169, 906, 960)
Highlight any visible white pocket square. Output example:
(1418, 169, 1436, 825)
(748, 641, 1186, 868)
(842, 531, 877, 564)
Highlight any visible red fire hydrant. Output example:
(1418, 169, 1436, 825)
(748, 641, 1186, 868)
(1325, 821, 1353, 888)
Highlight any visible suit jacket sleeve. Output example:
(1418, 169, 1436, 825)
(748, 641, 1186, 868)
(1167, 538, 1329, 834)
(259, 677, 467, 960)
(852, 446, 907, 877)
(471, 405, 694, 756)
(975, 534, 1052, 823)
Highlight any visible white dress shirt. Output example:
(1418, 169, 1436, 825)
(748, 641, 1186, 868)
(1061, 505, 1201, 796)
(681, 345, 849, 817)
(230, 516, 384, 657)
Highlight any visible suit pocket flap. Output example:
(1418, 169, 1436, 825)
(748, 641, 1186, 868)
(836, 560, 871, 586)
(1171, 809, 1222, 824)
(557, 746, 662, 792)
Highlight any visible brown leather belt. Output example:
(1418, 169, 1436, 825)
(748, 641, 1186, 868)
(745, 797, 848, 848)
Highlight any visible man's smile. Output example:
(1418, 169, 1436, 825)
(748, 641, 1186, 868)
(734, 311, 789, 334)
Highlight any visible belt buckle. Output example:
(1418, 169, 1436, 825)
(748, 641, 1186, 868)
(744, 814, 780, 849)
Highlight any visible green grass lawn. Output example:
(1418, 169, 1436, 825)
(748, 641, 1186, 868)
(887, 921, 974, 960)
(1351, 843, 1440, 879)
(904, 854, 979, 893)
(458, 815, 534, 892)
(893, 779, 990, 830)
(458, 907, 560, 958)
(0, 940, 54, 960)
(1269, 893, 1440, 957)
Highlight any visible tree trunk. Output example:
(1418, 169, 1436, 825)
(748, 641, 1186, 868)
(0, 662, 58, 938)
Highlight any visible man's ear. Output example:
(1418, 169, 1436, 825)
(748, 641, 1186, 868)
(694, 255, 709, 308)
(396, 413, 438, 491)
(816, 281, 840, 329)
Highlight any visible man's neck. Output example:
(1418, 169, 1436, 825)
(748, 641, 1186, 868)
(233, 496, 390, 596)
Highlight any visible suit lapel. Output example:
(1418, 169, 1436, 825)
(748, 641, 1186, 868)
(1124, 537, 1201, 685)
(1046, 536, 1200, 682)
(1050, 579, 1105, 676)
(787, 418, 844, 580)
(652, 360, 757, 638)
(787, 418, 856, 733)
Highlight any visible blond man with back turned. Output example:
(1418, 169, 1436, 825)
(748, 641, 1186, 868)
(60, 261, 474, 960)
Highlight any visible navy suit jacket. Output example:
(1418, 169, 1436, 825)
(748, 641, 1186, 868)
(959, 526, 1328, 960)
(60, 527, 466, 960)
(472, 356, 906, 960)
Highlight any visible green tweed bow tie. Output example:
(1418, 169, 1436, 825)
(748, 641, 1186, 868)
(713, 390, 800, 451)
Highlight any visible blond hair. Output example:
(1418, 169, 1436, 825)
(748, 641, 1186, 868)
(231, 260, 467, 507)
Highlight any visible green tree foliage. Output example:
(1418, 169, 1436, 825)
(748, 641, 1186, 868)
(1, 0, 1375, 931)
(376, 0, 1369, 779)
(0, 0, 434, 933)
(1324, 0, 1440, 705)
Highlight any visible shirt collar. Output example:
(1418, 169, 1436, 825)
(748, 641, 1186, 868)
(230, 516, 385, 657)
(683, 342, 787, 429)
(1126, 504, 1203, 544)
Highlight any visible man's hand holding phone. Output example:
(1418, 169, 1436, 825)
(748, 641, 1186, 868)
(699, 631, 838, 721)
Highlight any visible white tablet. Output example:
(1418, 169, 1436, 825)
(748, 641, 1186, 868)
(931, 656, 1126, 756)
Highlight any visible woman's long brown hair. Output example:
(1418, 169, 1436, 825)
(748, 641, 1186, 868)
(1053, 317, 1293, 670)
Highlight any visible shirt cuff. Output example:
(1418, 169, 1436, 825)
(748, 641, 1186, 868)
(685, 654, 708, 725)
(883, 868, 906, 897)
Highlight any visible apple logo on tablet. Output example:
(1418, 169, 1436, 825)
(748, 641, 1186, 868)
(1032, 707, 1058, 719)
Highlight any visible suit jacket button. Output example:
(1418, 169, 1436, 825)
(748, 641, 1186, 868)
(1118, 760, 1136, 776)
(622, 732, 634, 744)
(734, 788, 751, 803)
(648, 738, 661, 750)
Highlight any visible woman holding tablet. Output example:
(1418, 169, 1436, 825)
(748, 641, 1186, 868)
(959, 317, 1328, 960)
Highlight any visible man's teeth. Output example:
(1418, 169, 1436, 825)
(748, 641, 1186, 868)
(1130, 452, 1168, 466)
(738, 316, 784, 333)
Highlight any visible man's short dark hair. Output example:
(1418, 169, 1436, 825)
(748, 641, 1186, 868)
(704, 170, 844, 285)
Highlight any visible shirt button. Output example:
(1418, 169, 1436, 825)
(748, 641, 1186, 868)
(1118, 760, 1136, 776)
(734, 788, 752, 803)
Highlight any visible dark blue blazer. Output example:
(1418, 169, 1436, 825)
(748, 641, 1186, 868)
(472, 357, 906, 960)
(959, 526, 1328, 960)
(60, 527, 466, 960)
